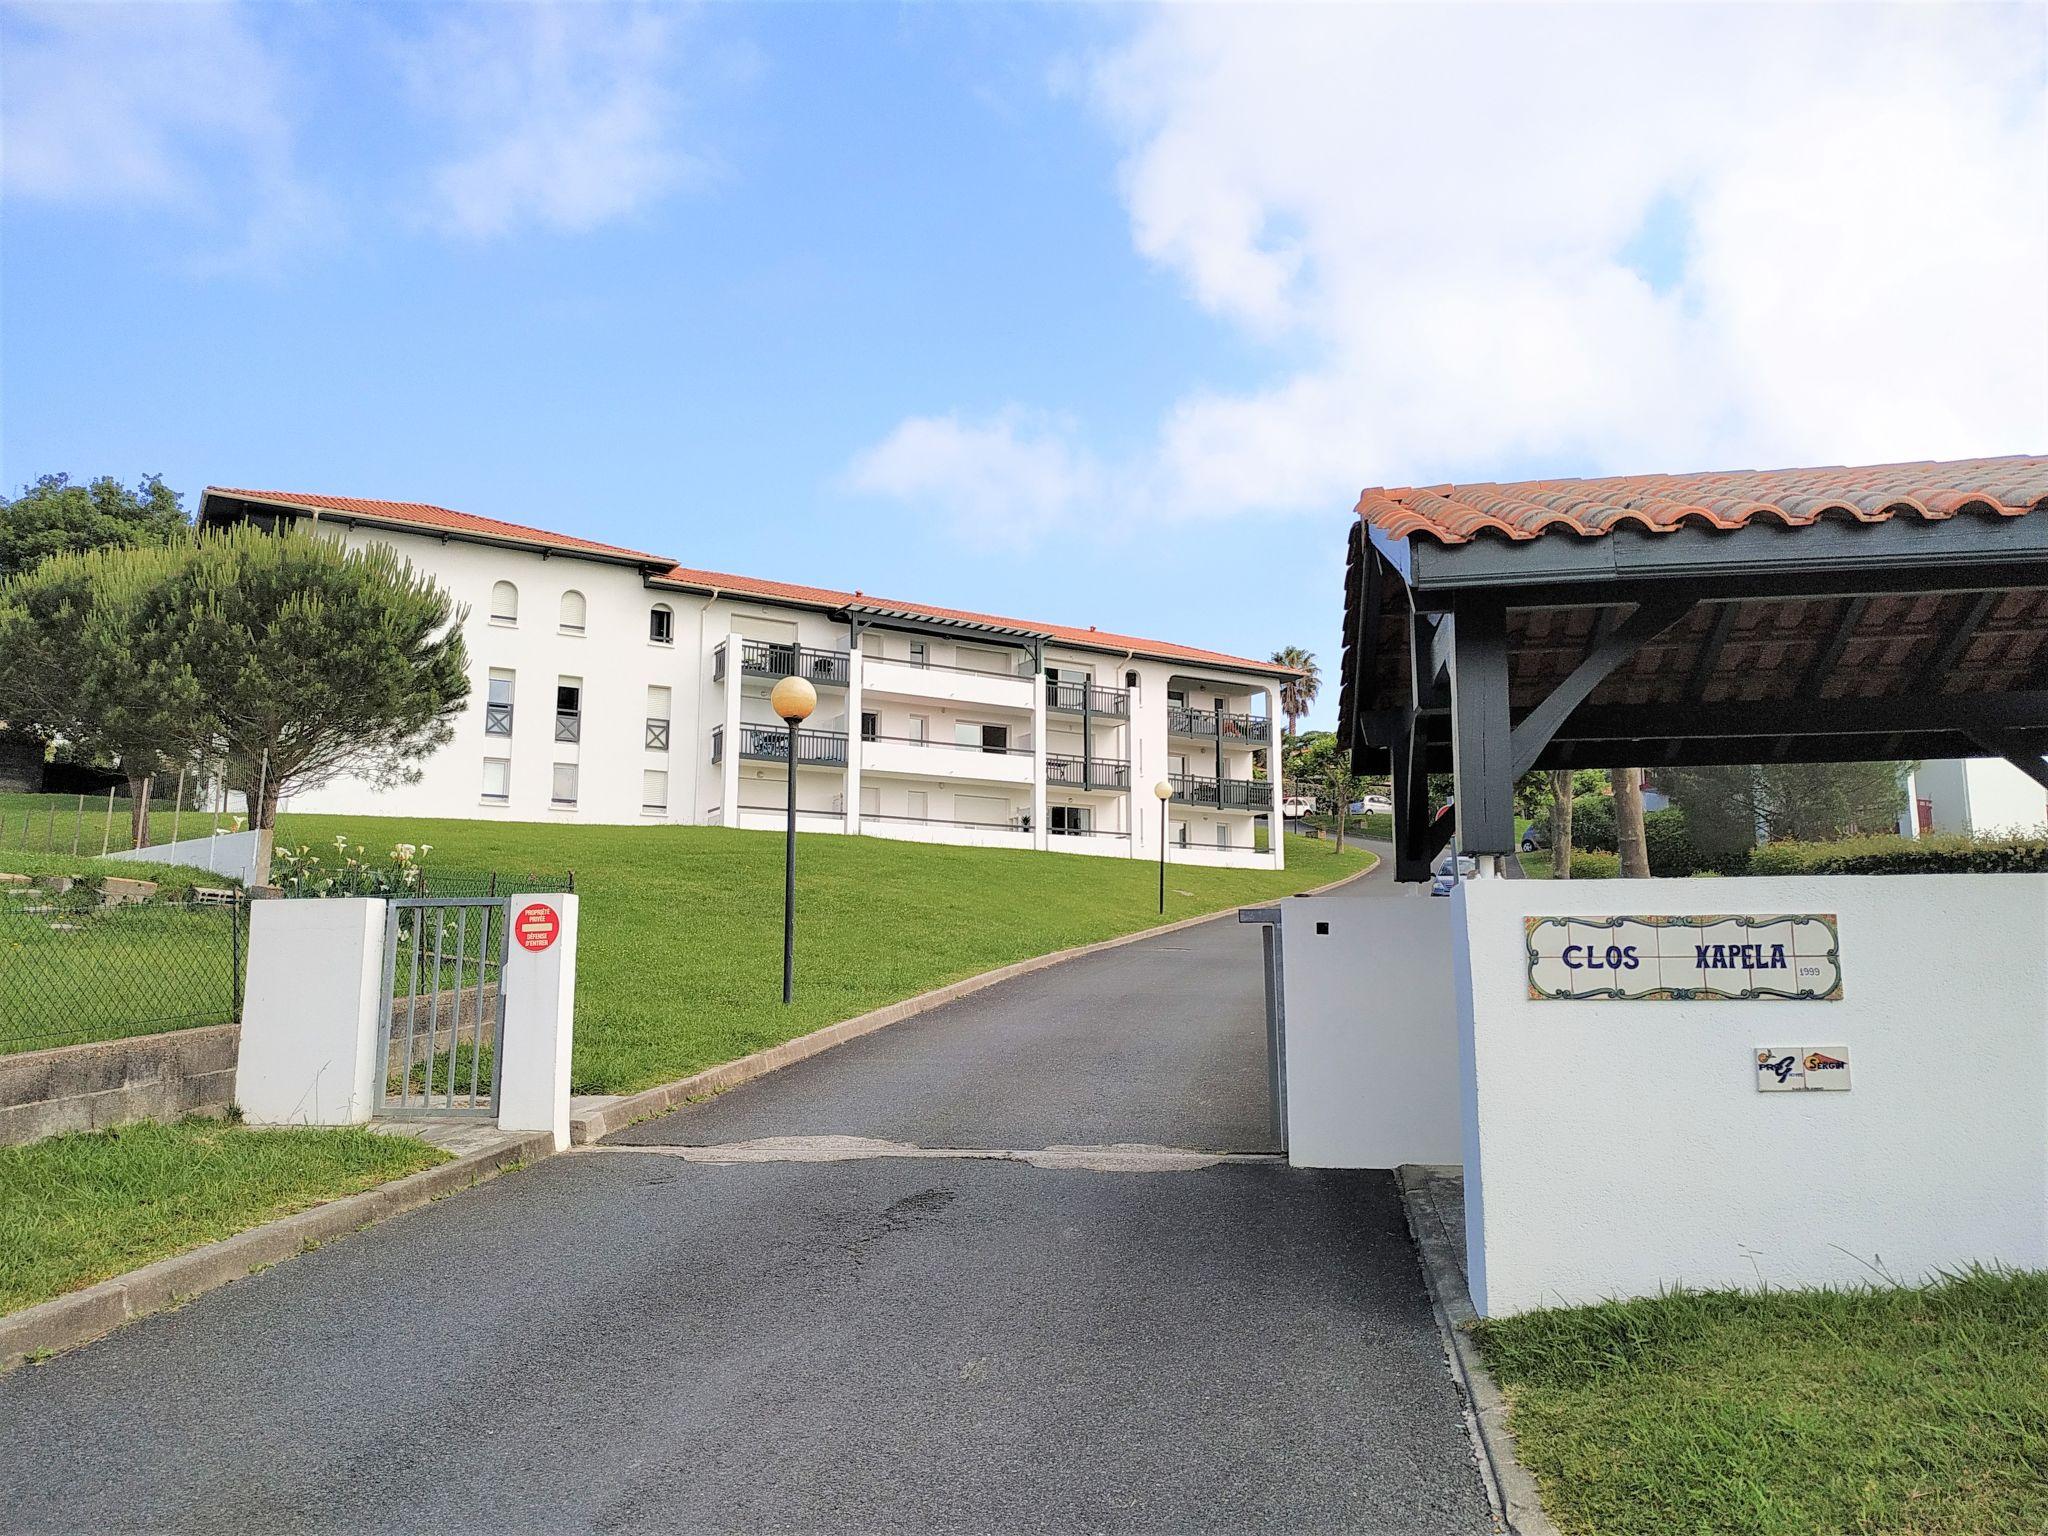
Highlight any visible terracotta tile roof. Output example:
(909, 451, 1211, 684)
(202, 488, 1290, 677)
(202, 488, 671, 564)
(651, 564, 1293, 675)
(1357, 455, 2048, 545)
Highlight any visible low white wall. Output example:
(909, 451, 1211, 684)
(103, 829, 262, 886)
(1454, 874, 2048, 1316)
(1280, 893, 1463, 1168)
(498, 894, 579, 1151)
(235, 897, 387, 1125)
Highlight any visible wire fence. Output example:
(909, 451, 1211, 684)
(0, 887, 246, 1055)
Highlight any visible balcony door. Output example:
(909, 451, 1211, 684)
(954, 721, 1008, 754)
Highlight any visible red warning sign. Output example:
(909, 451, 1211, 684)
(514, 903, 560, 952)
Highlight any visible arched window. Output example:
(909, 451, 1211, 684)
(490, 581, 519, 625)
(559, 589, 587, 634)
(649, 603, 674, 645)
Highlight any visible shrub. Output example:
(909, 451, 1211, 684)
(1567, 850, 1621, 878)
(1566, 792, 1617, 852)
(1746, 833, 2048, 876)
(274, 836, 434, 898)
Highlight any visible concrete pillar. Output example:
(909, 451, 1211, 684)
(845, 636, 864, 836)
(1267, 689, 1286, 869)
(720, 640, 742, 826)
(1031, 665, 1049, 851)
(236, 897, 387, 1126)
(498, 893, 579, 1151)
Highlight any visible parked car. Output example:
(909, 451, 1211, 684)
(1352, 794, 1394, 816)
(1520, 825, 1546, 851)
(1429, 852, 1476, 897)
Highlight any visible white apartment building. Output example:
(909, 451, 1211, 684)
(198, 489, 1291, 870)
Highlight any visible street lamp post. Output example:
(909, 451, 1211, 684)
(771, 675, 818, 1004)
(1153, 778, 1173, 914)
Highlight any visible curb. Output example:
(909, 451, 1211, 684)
(1396, 1164, 1559, 1536)
(569, 853, 1379, 1145)
(0, 1128, 552, 1374)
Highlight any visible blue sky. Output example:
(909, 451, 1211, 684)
(4, 3, 2044, 730)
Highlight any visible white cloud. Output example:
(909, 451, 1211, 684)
(0, 1, 329, 266)
(844, 409, 1107, 550)
(850, 3, 2048, 539)
(399, 3, 708, 239)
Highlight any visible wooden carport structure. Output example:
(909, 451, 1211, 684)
(1336, 456, 2048, 882)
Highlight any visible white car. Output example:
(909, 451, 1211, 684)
(1351, 794, 1394, 815)
(1429, 852, 1476, 897)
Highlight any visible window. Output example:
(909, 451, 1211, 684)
(907, 640, 928, 667)
(955, 794, 1008, 826)
(957, 645, 1006, 675)
(490, 581, 519, 625)
(486, 669, 514, 736)
(1052, 805, 1092, 835)
(551, 763, 579, 806)
(559, 590, 587, 634)
(481, 758, 510, 802)
(907, 715, 927, 743)
(1167, 688, 1187, 707)
(1216, 824, 1231, 849)
(953, 721, 1009, 754)
(859, 785, 881, 816)
(1125, 670, 1140, 689)
(649, 604, 674, 645)
(642, 770, 668, 814)
(906, 790, 927, 819)
(861, 711, 878, 742)
(646, 686, 671, 751)
(1174, 821, 1189, 847)
(555, 680, 582, 742)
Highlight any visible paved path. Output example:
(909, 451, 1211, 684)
(1, 857, 1491, 1534)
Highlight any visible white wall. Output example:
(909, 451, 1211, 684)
(1916, 757, 2048, 837)
(235, 897, 387, 1125)
(1280, 892, 1463, 1168)
(1453, 874, 2048, 1316)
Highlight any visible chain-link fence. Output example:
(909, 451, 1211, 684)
(415, 869, 577, 898)
(1, 888, 246, 1054)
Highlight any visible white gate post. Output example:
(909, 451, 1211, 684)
(235, 897, 388, 1125)
(497, 893, 579, 1150)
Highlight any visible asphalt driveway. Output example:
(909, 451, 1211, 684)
(1, 853, 1491, 1534)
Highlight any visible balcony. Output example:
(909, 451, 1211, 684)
(1046, 754, 1131, 791)
(862, 732, 1035, 785)
(863, 653, 1035, 711)
(1169, 773, 1272, 813)
(736, 723, 848, 767)
(714, 639, 850, 688)
(1045, 679, 1130, 719)
(1166, 705, 1266, 743)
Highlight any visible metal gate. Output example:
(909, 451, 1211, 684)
(377, 897, 508, 1118)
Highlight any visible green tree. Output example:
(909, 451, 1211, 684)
(1290, 731, 1366, 853)
(142, 526, 471, 881)
(0, 474, 189, 579)
(0, 542, 206, 844)
(1547, 768, 1576, 880)
(1658, 762, 1909, 856)
(1271, 646, 1320, 738)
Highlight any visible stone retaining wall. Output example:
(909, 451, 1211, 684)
(0, 1025, 240, 1146)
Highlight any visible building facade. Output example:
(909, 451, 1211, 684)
(199, 490, 1290, 870)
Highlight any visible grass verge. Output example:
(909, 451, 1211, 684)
(0, 1118, 448, 1313)
(1472, 1268, 2048, 1536)
(2, 793, 1372, 1090)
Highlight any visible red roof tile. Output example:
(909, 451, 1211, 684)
(203, 489, 671, 564)
(1356, 455, 2048, 545)
(202, 488, 1291, 677)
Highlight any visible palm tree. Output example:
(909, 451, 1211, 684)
(1271, 647, 1320, 738)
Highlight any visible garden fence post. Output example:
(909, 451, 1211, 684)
(71, 794, 83, 854)
(46, 802, 55, 850)
(101, 787, 116, 855)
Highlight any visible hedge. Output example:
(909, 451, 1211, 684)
(1744, 834, 2048, 876)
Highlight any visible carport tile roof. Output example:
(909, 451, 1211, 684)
(1357, 455, 2048, 545)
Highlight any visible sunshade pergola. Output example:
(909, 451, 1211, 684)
(1336, 456, 2048, 881)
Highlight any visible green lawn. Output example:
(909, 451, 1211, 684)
(2, 793, 1372, 1092)
(0, 1118, 447, 1312)
(1473, 1269, 2048, 1536)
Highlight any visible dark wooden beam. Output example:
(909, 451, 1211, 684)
(1449, 597, 1516, 854)
(1507, 599, 1694, 780)
(1554, 690, 2048, 743)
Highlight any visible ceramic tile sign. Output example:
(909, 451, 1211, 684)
(1756, 1046, 1853, 1092)
(1525, 914, 1843, 1002)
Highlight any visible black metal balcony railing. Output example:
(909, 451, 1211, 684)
(1169, 773, 1273, 812)
(485, 702, 513, 736)
(740, 640, 850, 688)
(1046, 754, 1131, 790)
(739, 723, 849, 767)
(554, 710, 581, 743)
(1045, 679, 1130, 719)
(645, 717, 670, 751)
(1166, 705, 1266, 742)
